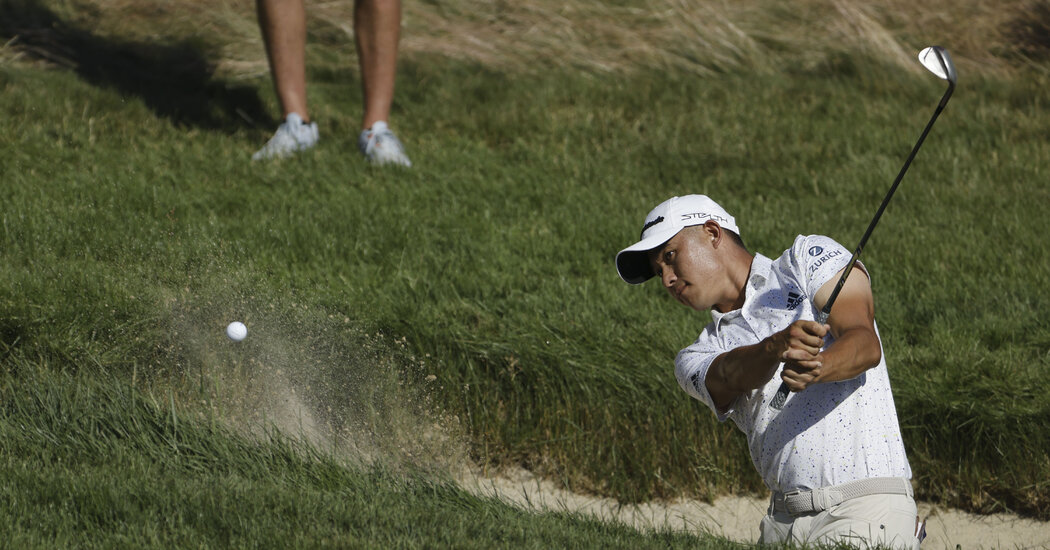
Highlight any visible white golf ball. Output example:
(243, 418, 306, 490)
(226, 321, 247, 342)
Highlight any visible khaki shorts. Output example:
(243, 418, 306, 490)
(759, 493, 920, 549)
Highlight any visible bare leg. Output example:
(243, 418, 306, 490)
(355, 0, 401, 130)
(257, 0, 310, 122)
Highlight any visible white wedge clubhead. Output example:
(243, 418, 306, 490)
(919, 46, 957, 84)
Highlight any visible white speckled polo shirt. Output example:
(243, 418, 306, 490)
(675, 234, 912, 493)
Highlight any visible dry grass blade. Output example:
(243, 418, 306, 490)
(1, 0, 1044, 77)
(830, 0, 916, 71)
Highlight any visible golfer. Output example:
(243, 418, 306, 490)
(616, 195, 921, 547)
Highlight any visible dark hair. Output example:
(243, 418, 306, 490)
(683, 224, 749, 253)
(724, 229, 749, 253)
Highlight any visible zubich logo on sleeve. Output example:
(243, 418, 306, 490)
(808, 247, 844, 274)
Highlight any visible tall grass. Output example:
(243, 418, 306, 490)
(2, 0, 1049, 534)
(0, 366, 743, 548)
(7, 0, 1049, 81)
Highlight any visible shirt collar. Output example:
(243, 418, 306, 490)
(710, 253, 773, 326)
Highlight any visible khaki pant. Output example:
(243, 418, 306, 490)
(759, 493, 920, 549)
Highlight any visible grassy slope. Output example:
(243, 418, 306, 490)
(2, 1, 1050, 541)
(1, 368, 738, 549)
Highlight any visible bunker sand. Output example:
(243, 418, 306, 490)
(461, 467, 1050, 549)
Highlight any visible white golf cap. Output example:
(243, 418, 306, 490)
(615, 195, 739, 284)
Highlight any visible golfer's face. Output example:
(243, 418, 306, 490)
(648, 226, 720, 311)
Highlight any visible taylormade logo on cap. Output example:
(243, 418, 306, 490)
(615, 195, 739, 285)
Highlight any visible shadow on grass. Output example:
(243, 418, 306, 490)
(0, 0, 274, 132)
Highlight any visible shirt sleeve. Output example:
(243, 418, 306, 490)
(675, 330, 735, 422)
(788, 235, 862, 299)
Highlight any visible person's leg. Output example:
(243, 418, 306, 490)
(759, 515, 792, 543)
(809, 494, 920, 549)
(252, 0, 318, 160)
(354, 0, 401, 130)
(257, 0, 310, 121)
(758, 501, 797, 544)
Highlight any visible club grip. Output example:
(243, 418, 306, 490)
(769, 310, 830, 410)
(770, 382, 790, 410)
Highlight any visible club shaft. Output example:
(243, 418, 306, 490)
(769, 83, 954, 411)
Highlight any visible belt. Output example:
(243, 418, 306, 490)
(772, 477, 913, 516)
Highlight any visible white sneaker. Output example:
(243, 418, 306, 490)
(358, 121, 412, 167)
(252, 113, 319, 161)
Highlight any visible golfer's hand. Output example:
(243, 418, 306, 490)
(772, 320, 829, 392)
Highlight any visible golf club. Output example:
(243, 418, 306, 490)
(769, 46, 957, 411)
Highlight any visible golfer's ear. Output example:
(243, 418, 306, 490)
(703, 220, 722, 245)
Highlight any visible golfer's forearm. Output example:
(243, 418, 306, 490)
(711, 338, 782, 393)
(817, 328, 882, 383)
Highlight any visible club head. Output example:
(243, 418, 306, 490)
(918, 46, 957, 85)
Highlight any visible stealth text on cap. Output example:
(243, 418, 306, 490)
(681, 212, 730, 225)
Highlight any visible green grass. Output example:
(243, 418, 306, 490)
(0, 367, 740, 548)
(2, 3, 1050, 544)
